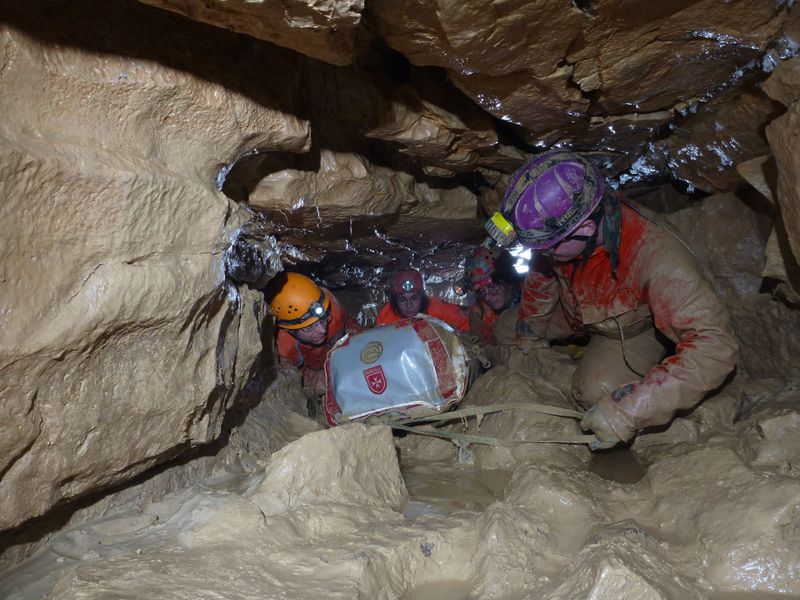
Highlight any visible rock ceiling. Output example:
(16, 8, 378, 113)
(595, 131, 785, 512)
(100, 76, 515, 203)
(140, 0, 800, 266)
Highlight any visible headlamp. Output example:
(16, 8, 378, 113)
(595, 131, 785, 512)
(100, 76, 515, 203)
(452, 279, 469, 297)
(309, 301, 326, 318)
(484, 212, 516, 248)
(400, 278, 416, 292)
(276, 290, 329, 327)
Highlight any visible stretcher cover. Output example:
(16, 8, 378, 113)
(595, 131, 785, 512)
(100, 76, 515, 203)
(324, 316, 471, 426)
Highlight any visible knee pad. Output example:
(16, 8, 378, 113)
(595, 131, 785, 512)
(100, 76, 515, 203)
(571, 369, 608, 409)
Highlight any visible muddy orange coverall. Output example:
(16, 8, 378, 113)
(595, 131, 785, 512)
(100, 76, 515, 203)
(277, 291, 361, 391)
(469, 304, 501, 345)
(514, 203, 739, 441)
(376, 297, 470, 332)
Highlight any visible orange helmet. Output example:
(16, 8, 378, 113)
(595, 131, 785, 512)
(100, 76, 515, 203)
(268, 272, 330, 330)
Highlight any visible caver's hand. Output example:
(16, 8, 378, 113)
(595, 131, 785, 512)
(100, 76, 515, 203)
(581, 404, 622, 451)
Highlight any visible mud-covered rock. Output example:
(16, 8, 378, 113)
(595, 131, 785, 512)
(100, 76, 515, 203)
(247, 149, 416, 226)
(765, 48, 800, 265)
(763, 219, 800, 305)
(463, 364, 587, 471)
(0, 2, 308, 531)
(250, 424, 408, 514)
(728, 295, 800, 380)
(365, 76, 527, 177)
(665, 193, 771, 299)
(639, 446, 800, 593)
(767, 104, 800, 266)
(541, 533, 707, 600)
(137, 0, 365, 66)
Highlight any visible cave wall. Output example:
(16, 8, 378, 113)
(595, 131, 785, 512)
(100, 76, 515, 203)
(0, 1, 309, 531)
(2, 0, 800, 538)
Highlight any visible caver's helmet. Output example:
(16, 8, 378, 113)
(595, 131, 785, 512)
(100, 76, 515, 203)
(499, 151, 604, 250)
(466, 247, 499, 291)
(465, 246, 517, 291)
(390, 269, 424, 295)
(268, 272, 330, 330)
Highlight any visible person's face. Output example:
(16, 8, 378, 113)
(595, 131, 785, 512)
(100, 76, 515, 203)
(549, 220, 598, 263)
(293, 316, 329, 345)
(477, 281, 510, 312)
(396, 290, 423, 317)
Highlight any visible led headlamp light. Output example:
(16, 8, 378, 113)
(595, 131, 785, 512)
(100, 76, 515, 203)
(277, 290, 329, 327)
(483, 212, 516, 248)
(400, 278, 416, 292)
(309, 301, 326, 318)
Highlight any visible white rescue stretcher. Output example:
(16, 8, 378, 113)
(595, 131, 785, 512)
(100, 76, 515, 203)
(323, 316, 473, 426)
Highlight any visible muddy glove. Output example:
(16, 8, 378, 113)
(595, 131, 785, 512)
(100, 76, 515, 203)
(581, 404, 622, 451)
(515, 319, 547, 354)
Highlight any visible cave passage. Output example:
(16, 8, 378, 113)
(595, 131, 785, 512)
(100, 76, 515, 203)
(2, 0, 800, 598)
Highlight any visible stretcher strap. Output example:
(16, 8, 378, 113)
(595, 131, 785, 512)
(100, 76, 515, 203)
(390, 423, 597, 446)
(387, 403, 596, 446)
(399, 402, 585, 424)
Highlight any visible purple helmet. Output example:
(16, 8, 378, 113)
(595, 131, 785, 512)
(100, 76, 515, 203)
(501, 151, 604, 249)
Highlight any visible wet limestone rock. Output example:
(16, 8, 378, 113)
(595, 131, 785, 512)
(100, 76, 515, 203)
(250, 423, 408, 515)
(370, 0, 786, 155)
(463, 364, 587, 471)
(727, 295, 800, 380)
(369, 0, 588, 135)
(639, 446, 800, 593)
(247, 149, 416, 228)
(366, 82, 523, 176)
(737, 154, 778, 202)
(736, 155, 800, 304)
(541, 532, 708, 600)
(385, 182, 483, 240)
(664, 193, 771, 299)
(137, 0, 365, 66)
(765, 55, 800, 265)
(764, 55, 800, 108)
(664, 92, 780, 193)
(0, 3, 309, 531)
(368, 0, 581, 80)
(570, 1, 784, 114)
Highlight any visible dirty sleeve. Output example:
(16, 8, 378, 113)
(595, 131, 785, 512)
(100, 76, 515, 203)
(469, 304, 497, 345)
(427, 297, 471, 332)
(598, 233, 740, 440)
(276, 329, 301, 367)
(518, 268, 562, 339)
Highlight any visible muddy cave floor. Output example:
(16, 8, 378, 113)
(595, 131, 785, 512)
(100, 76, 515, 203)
(3, 348, 800, 600)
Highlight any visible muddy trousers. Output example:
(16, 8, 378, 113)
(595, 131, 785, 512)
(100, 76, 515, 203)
(492, 306, 667, 408)
(571, 329, 667, 409)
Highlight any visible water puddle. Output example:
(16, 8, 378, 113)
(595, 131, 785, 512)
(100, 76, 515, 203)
(401, 462, 512, 516)
(588, 447, 647, 484)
